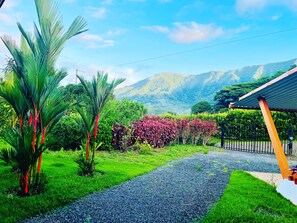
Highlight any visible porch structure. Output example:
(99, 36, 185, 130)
(230, 67, 297, 179)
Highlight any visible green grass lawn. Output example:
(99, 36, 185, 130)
(200, 171, 297, 223)
(0, 144, 207, 223)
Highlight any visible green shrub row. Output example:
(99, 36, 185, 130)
(46, 99, 147, 151)
(162, 109, 297, 140)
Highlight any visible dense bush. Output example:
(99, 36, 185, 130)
(96, 99, 147, 150)
(176, 119, 190, 144)
(112, 116, 218, 149)
(200, 120, 217, 145)
(162, 110, 297, 140)
(45, 98, 146, 151)
(133, 116, 178, 148)
(46, 113, 84, 150)
(189, 119, 203, 145)
(111, 122, 134, 151)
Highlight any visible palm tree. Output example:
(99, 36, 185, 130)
(0, 0, 87, 196)
(76, 72, 124, 175)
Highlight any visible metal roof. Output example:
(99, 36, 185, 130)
(0, 0, 5, 8)
(231, 67, 297, 112)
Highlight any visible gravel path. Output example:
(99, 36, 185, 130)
(23, 150, 288, 223)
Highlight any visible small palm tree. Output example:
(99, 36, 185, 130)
(0, 0, 87, 196)
(76, 72, 124, 175)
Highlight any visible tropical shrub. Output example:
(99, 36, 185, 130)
(135, 139, 153, 155)
(200, 120, 217, 145)
(189, 119, 203, 145)
(0, 0, 87, 196)
(46, 113, 84, 150)
(133, 116, 178, 148)
(176, 119, 190, 144)
(76, 72, 124, 176)
(111, 122, 134, 151)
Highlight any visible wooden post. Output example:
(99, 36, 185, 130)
(258, 97, 290, 179)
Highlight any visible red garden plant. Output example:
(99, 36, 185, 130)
(189, 119, 203, 145)
(189, 119, 217, 145)
(200, 120, 217, 145)
(0, 0, 87, 196)
(133, 115, 178, 148)
(112, 122, 134, 151)
(176, 119, 190, 144)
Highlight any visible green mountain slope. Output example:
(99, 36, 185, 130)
(116, 58, 297, 114)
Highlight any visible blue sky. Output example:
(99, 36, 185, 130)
(1, 0, 297, 86)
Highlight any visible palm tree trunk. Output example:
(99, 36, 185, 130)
(94, 115, 99, 138)
(86, 133, 91, 159)
(20, 172, 29, 196)
(19, 116, 23, 132)
(37, 154, 42, 174)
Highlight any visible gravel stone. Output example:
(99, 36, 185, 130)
(22, 150, 291, 223)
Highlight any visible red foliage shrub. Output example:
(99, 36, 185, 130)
(111, 122, 134, 151)
(200, 120, 217, 145)
(189, 119, 217, 145)
(133, 115, 178, 148)
(176, 119, 190, 144)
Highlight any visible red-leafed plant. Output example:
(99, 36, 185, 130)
(189, 119, 203, 145)
(112, 122, 134, 151)
(133, 116, 178, 148)
(176, 119, 190, 144)
(200, 120, 217, 145)
(189, 119, 217, 145)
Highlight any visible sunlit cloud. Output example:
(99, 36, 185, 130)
(142, 22, 249, 44)
(2, 0, 18, 9)
(79, 33, 115, 48)
(102, 0, 113, 5)
(141, 25, 170, 33)
(106, 28, 128, 36)
(236, 0, 297, 14)
(85, 6, 107, 19)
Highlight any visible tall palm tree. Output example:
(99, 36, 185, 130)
(76, 72, 124, 174)
(0, 0, 87, 196)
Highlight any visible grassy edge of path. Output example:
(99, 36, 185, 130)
(0, 145, 208, 223)
(200, 171, 297, 223)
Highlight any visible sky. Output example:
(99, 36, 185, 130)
(1, 0, 297, 86)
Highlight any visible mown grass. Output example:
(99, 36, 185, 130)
(0, 144, 208, 223)
(200, 171, 297, 223)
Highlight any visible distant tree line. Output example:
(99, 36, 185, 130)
(191, 65, 297, 114)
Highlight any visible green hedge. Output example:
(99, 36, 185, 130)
(161, 110, 297, 140)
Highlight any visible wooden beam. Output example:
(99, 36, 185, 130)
(258, 98, 290, 179)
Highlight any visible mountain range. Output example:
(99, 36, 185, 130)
(116, 58, 297, 114)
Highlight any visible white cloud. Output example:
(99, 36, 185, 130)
(85, 7, 107, 19)
(102, 0, 113, 5)
(79, 33, 115, 48)
(159, 0, 172, 2)
(84, 65, 145, 87)
(271, 15, 280, 20)
(61, 64, 144, 87)
(80, 33, 103, 41)
(142, 22, 248, 44)
(0, 13, 17, 24)
(141, 25, 169, 33)
(106, 28, 127, 36)
(169, 22, 224, 43)
(128, 0, 146, 2)
(2, 0, 18, 9)
(63, 0, 77, 4)
(236, 0, 297, 14)
(0, 0, 22, 25)
(236, 0, 268, 14)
